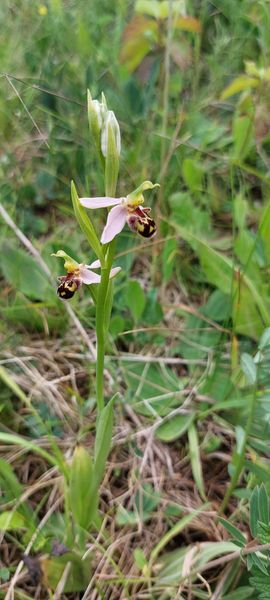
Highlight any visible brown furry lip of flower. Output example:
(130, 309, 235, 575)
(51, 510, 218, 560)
(52, 251, 121, 300)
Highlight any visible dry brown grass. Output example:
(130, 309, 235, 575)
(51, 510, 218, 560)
(0, 325, 247, 599)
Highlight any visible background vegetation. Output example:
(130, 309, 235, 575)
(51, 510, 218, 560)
(1, 0, 270, 598)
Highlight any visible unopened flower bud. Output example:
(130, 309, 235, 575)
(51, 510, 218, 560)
(101, 111, 121, 159)
(101, 111, 121, 196)
(87, 90, 107, 150)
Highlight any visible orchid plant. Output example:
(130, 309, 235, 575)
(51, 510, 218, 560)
(51, 91, 159, 540)
(54, 91, 158, 415)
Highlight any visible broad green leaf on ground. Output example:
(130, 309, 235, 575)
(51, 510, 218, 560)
(142, 288, 163, 324)
(125, 279, 146, 321)
(156, 540, 238, 585)
(202, 364, 234, 402)
(233, 194, 248, 230)
(178, 312, 222, 361)
(155, 412, 194, 442)
(169, 220, 270, 339)
(124, 363, 182, 417)
(202, 289, 231, 322)
(0, 293, 67, 332)
(182, 158, 204, 193)
(241, 353, 257, 385)
(234, 230, 265, 272)
(221, 587, 255, 600)
(0, 511, 26, 531)
(232, 115, 254, 162)
(0, 567, 10, 582)
(168, 193, 211, 236)
(41, 552, 91, 593)
(133, 548, 147, 571)
(0, 244, 52, 301)
(259, 328, 270, 350)
(109, 315, 126, 337)
(197, 242, 233, 294)
(232, 277, 268, 340)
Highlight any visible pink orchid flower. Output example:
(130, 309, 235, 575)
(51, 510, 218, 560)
(52, 251, 120, 300)
(80, 180, 159, 244)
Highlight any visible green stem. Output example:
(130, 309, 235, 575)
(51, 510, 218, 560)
(95, 263, 111, 414)
(95, 202, 117, 413)
(219, 384, 257, 514)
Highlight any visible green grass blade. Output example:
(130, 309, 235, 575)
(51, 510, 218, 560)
(150, 503, 209, 564)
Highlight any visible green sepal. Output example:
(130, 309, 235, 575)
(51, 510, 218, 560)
(51, 250, 79, 272)
(127, 180, 160, 206)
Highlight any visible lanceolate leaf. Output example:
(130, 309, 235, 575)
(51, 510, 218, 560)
(250, 486, 259, 537)
(94, 394, 116, 486)
(240, 353, 257, 385)
(219, 517, 246, 546)
(71, 182, 103, 263)
(69, 446, 97, 530)
(259, 328, 270, 350)
(188, 423, 206, 500)
(156, 413, 194, 442)
(258, 484, 269, 524)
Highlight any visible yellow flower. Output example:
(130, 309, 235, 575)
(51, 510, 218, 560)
(38, 5, 48, 16)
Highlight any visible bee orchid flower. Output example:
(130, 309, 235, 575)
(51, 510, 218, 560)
(80, 180, 159, 244)
(52, 250, 121, 299)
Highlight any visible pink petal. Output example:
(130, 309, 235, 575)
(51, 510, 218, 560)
(80, 197, 122, 209)
(101, 205, 127, 244)
(80, 267, 101, 284)
(109, 267, 121, 279)
(87, 259, 101, 269)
